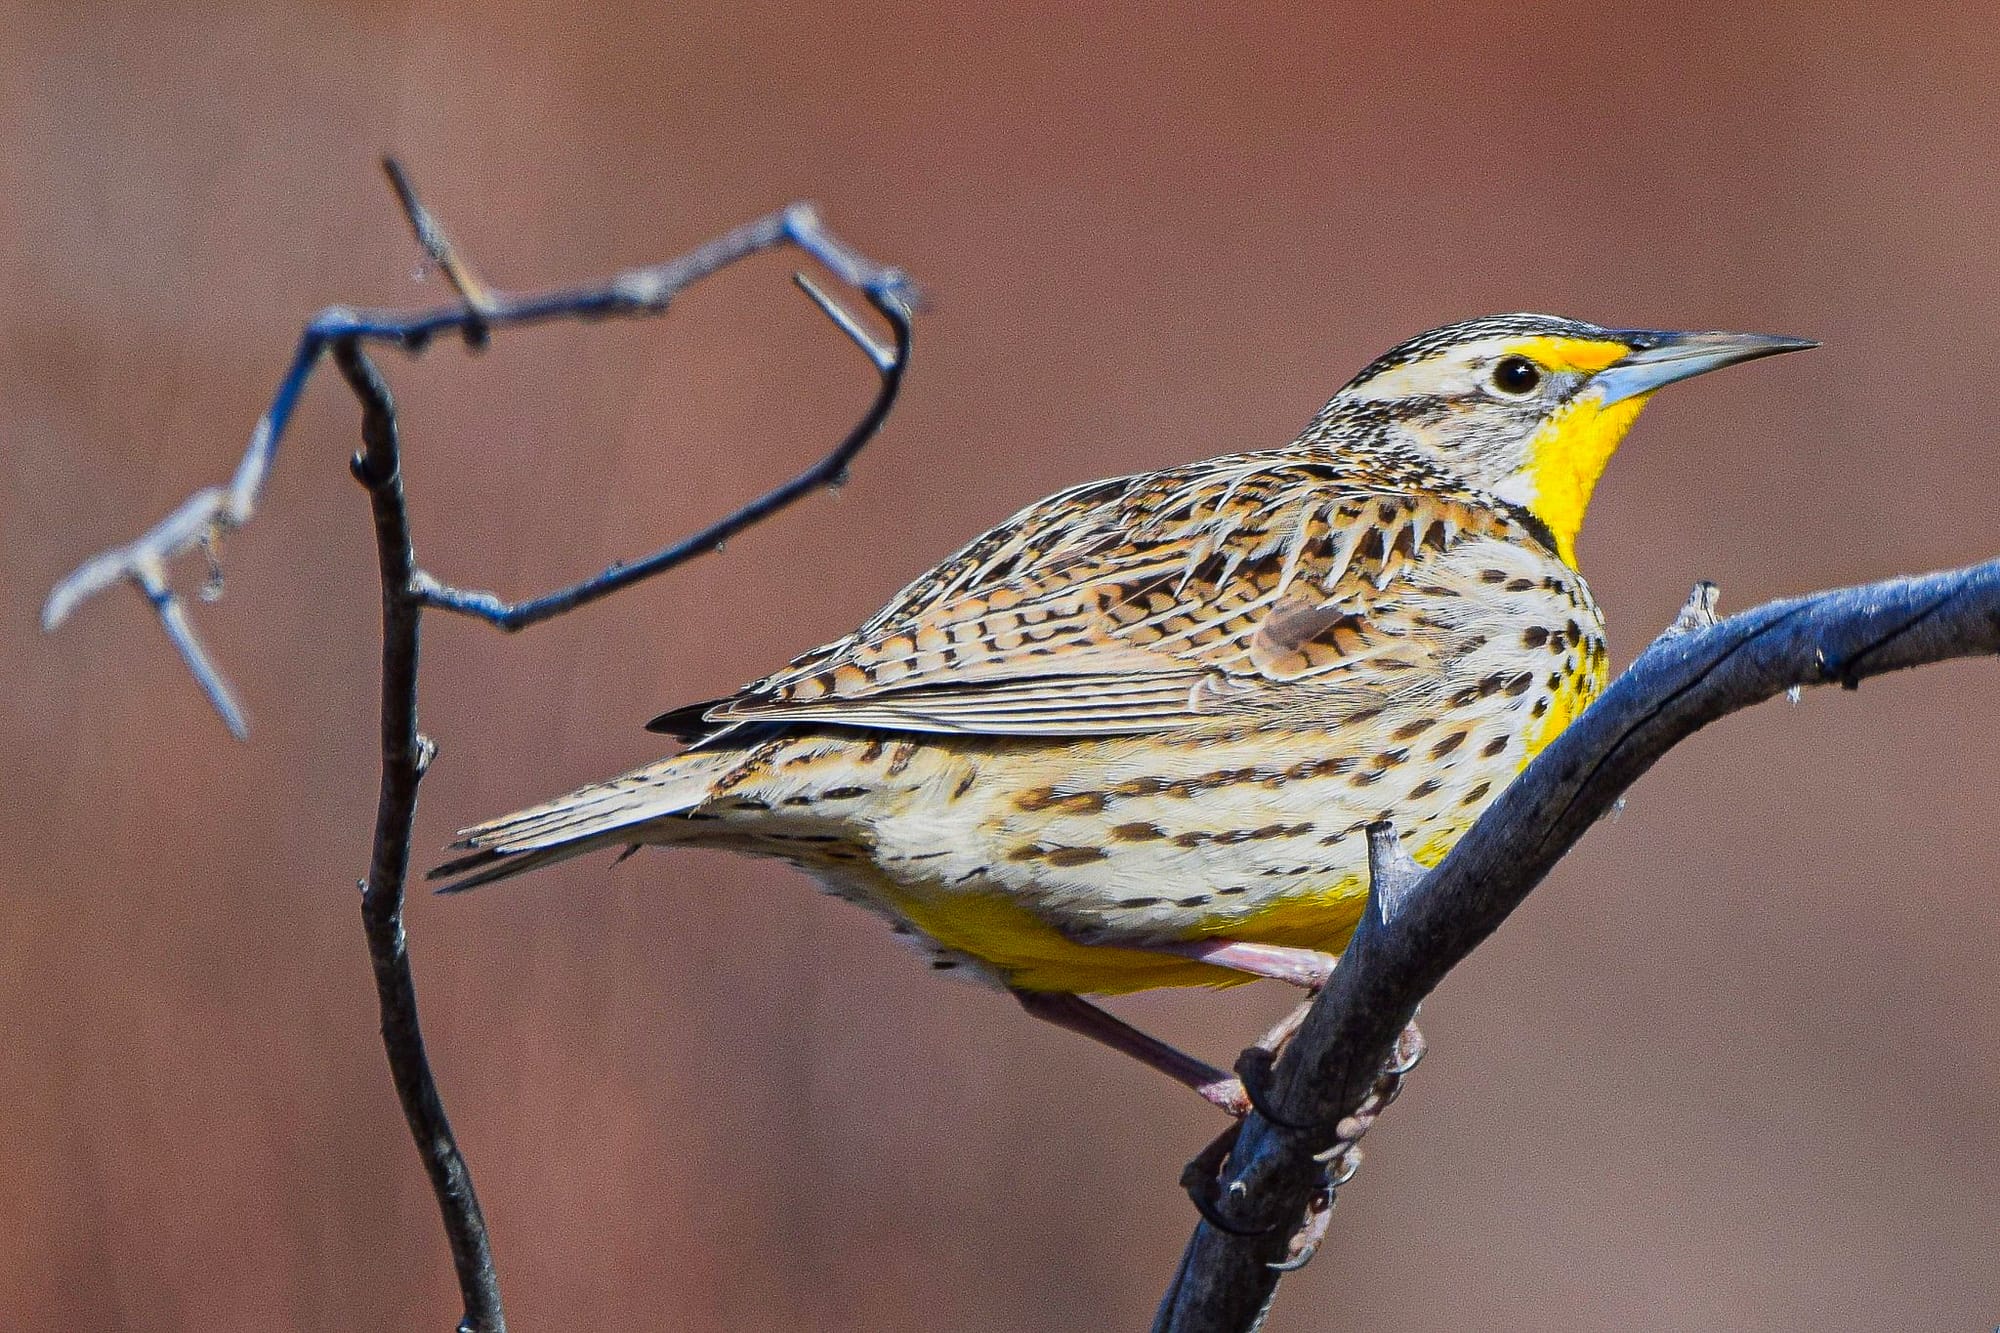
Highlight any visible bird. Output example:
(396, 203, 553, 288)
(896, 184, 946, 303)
(431, 313, 1811, 1112)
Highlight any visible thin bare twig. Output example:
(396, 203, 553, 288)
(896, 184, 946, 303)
(44, 162, 917, 1333)
(43, 157, 917, 736)
(335, 340, 502, 1331)
(1157, 567, 2000, 1331)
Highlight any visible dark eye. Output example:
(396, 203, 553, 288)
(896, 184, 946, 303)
(1491, 355, 1543, 396)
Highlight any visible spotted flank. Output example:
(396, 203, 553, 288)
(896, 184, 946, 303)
(433, 312, 1811, 998)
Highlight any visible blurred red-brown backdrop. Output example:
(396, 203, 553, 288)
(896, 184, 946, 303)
(5, 3, 1998, 1329)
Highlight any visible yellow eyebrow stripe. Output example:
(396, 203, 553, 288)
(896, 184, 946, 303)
(1504, 335, 1630, 374)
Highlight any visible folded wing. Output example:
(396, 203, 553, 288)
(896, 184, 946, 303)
(659, 452, 1522, 739)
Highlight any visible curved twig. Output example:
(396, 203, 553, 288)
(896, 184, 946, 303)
(42, 157, 916, 736)
(1157, 565, 2000, 1331)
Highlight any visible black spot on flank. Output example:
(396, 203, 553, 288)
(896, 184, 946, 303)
(1521, 626, 1549, 648)
(931, 960, 959, 970)
(1481, 736, 1509, 757)
(1532, 697, 1552, 717)
(822, 786, 870, 800)
(1462, 780, 1493, 805)
(1506, 577, 1536, 592)
(1216, 886, 1249, 896)
(1177, 894, 1212, 907)
(1409, 778, 1442, 799)
(1504, 672, 1534, 697)
(1431, 731, 1467, 758)
(1117, 896, 1163, 909)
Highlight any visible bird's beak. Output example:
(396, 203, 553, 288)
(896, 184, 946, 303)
(1593, 330, 1817, 406)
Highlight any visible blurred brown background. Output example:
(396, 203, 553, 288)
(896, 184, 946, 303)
(5, 3, 1998, 1329)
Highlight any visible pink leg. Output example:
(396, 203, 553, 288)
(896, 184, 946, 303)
(1158, 940, 1339, 990)
(1013, 990, 1248, 1115)
(1249, 997, 1314, 1055)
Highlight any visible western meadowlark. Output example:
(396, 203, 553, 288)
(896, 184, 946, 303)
(433, 314, 1809, 1110)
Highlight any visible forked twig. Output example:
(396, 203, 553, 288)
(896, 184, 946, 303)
(43, 157, 916, 737)
(44, 162, 917, 1333)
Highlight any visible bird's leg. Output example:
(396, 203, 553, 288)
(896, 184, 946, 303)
(1155, 939, 1340, 991)
(1012, 989, 1248, 1115)
(1230, 997, 1322, 1130)
(1248, 995, 1314, 1055)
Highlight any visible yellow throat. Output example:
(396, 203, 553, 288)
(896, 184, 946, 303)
(1520, 390, 1651, 567)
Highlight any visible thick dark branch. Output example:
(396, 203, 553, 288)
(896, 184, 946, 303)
(41, 159, 916, 733)
(1157, 561, 2000, 1331)
(334, 341, 503, 1332)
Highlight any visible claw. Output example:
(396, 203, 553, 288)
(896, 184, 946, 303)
(1267, 1181, 1335, 1272)
(1183, 1180, 1280, 1237)
(1385, 1020, 1427, 1075)
(1178, 1122, 1278, 1235)
(1233, 1045, 1320, 1133)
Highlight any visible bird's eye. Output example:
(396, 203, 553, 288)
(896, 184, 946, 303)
(1490, 356, 1543, 397)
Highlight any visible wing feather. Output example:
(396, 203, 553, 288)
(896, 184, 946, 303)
(676, 450, 1536, 738)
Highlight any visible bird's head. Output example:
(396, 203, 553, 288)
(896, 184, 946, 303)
(1314, 314, 1814, 564)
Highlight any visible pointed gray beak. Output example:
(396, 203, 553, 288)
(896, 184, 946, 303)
(1593, 330, 1817, 405)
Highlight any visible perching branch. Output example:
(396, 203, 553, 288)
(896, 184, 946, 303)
(1157, 562, 2000, 1332)
(43, 161, 916, 1333)
(43, 159, 916, 736)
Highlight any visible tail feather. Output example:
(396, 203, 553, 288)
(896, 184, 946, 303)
(431, 841, 618, 894)
(429, 750, 737, 893)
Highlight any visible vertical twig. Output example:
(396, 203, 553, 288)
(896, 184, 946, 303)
(336, 340, 503, 1332)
